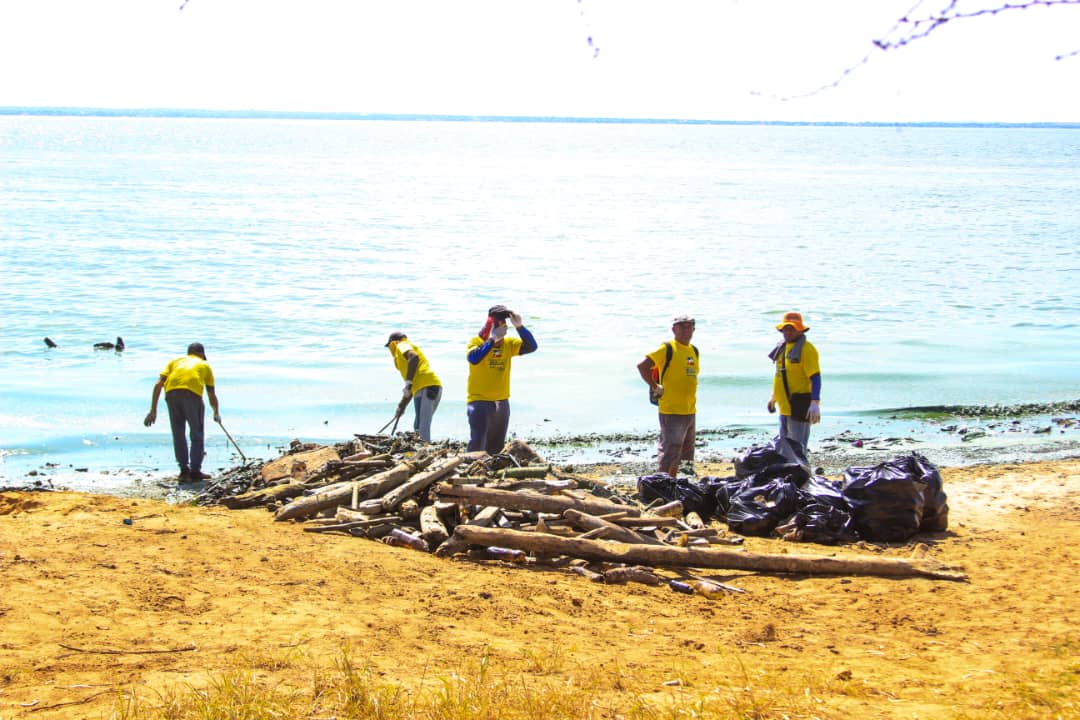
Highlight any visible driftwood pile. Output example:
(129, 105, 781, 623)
(201, 434, 968, 591)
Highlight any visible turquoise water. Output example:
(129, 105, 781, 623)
(2, 114, 1079, 488)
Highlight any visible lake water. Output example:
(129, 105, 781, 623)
(2, 113, 1079, 492)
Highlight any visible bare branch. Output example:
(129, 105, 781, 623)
(876, 0, 1080, 51)
(764, 0, 1080, 101)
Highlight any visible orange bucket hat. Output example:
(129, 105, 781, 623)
(776, 311, 809, 333)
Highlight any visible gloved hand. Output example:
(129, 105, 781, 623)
(491, 324, 508, 342)
(767, 398, 776, 414)
(808, 400, 821, 424)
(213, 412, 222, 424)
(144, 411, 156, 427)
(510, 312, 523, 329)
(652, 384, 664, 399)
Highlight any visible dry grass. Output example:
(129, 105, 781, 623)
(106, 643, 864, 720)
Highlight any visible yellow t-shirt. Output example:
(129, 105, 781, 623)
(772, 340, 820, 416)
(466, 336, 523, 402)
(647, 341, 698, 415)
(391, 340, 441, 393)
(161, 355, 215, 396)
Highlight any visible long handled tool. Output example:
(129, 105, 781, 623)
(216, 419, 247, 463)
(376, 396, 409, 435)
(376, 412, 400, 434)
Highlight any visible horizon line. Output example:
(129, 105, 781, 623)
(1, 105, 1078, 129)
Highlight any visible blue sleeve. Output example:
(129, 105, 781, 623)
(810, 373, 821, 401)
(467, 340, 494, 365)
(517, 326, 537, 355)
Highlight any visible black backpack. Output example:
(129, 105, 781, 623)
(649, 342, 700, 405)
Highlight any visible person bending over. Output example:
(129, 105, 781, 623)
(144, 342, 221, 480)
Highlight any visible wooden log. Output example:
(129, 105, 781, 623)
(219, 481, 305, 509)
(649, 500, 684, 518)
(450, 526, 968, 581)
(380, 453, 481, 511)
(468, 506, 502, 527)
(302, 517, 401, 534)
(399, 498, 421, 521)
(684, 512, 706, 530)
(299, 465, 414, 509)
(446, 475, 490, 486)
(420, 504, 449, 547)
(612, 516, 680, 528)
(275, 462, 413, 521)
(488, 478, 577, 493)
(501, 438, 545, 465)
(498, 466, 551, 480)
(336, 508, 399, 524)
(260, 446, 341, 482)
(569, 565, 604, 582)
(563, 509, 658, 546)
(603, 566, 662, 586)
(436, 484, 641, 518)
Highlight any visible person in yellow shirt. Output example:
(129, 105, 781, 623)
(767, 311, 822, 452)
(144, 342, 221, 480)
(637, 314, 700, 477)
(385, 331, 443, 442)
(466, 305, 538, 454)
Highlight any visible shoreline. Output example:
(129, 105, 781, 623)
(3, 397, 1078, 500)
(4, 415, 1080, 502)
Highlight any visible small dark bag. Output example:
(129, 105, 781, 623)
(789, 392, 813, 421)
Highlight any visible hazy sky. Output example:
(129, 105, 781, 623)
(1, 0, 1078, 122)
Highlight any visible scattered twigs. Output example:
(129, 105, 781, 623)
(26, 690, 112, 713)
(58, 643, 197, 654)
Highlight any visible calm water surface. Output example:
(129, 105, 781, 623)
(2, 115, 1079, 487)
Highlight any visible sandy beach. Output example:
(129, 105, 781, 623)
(2, 455, 1078, 719)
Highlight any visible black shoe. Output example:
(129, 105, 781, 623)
(189, 470, 212, 480)
(178, 468, 192, 480)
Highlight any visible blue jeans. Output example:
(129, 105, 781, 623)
(412, 385, 442, 442)
(467, 400, 510, 454)
(779, 414, 811, 454)
(165, 389, 205, 473)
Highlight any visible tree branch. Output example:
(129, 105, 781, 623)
(764, 0, 1080, 101)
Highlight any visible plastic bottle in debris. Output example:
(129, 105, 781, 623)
(689, 580, 725, 598)
(383, 528, 429, 552)
(668, 580, 694, 594)
(485, 546, 527, 563)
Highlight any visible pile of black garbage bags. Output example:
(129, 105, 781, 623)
(638, 437, 949, 545)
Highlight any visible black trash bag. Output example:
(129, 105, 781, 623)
(801, 474, 848, 509)
(734, 436, 811, 485)
(637, 473, 717, 518)
(776, 477, 857, 544)
(910, 452, 949, 532)
(744, 462, 811, 489)
(842, 454, 930, 542)
(725, 478, 799, 536)
(706, 475, 746, 517)
(709, 476, 746, 518)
